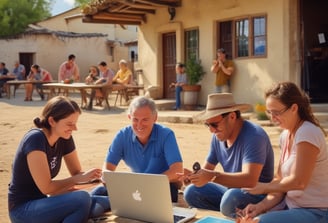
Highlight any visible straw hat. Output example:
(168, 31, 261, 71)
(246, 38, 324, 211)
(195, 93, 251, 121)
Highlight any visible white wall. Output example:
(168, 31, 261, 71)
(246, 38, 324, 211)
(137, 0, 298, 107)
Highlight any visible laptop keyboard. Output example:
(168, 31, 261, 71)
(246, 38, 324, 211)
(174, 214, 186, 223)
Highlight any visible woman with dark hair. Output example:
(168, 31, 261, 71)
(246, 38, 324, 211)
(24, 64, 53, 101)
(8, 96, 108, 223)
(241, 82, 328, 223)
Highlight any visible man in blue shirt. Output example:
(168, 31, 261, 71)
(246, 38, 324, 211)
(12, 61, 26, 80)
(90, 96, 183, 215)
(182, 93, 274, 219)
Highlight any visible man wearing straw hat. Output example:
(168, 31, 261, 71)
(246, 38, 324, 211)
(182, 93, 274, 219)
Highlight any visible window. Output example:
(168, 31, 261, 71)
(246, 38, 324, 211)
(217, 15, 267, 58)
(236, 19, 249, 57)
(185, 29, 199, 61)
(253, 17, 266, 56)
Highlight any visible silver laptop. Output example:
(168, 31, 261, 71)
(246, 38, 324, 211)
(103, 171, 197, 223)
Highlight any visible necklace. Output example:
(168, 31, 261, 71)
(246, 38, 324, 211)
(280, 119, 304, 164)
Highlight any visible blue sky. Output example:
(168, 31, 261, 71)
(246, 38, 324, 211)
(50, 0, 76, 16)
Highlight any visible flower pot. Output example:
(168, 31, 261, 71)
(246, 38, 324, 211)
(182, 84, 201, 110)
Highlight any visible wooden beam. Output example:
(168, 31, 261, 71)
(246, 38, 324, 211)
(83, 17, 142, 25)
(133, 0, 181, 7)
(92, 12, 146, 23)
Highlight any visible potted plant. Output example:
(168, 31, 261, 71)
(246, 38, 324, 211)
(254, 102, 269, 120)
(181, 55, 206, 109)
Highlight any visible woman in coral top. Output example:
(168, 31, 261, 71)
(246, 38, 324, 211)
(25, 64, 53, 101)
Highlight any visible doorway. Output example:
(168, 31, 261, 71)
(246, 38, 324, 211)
(162, 32, 176, 99)
(19, 53, 34, 79)
(301, 0, 328, 103)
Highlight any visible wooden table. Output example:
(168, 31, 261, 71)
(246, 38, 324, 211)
(6, 80, 52, 99)
(43, 82, 114, 110)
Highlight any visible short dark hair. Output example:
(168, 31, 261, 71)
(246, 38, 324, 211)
(68, 54, 76, 60)
(176, 62, 185, 68)
(31, 64, 40, 71)
(98, 61, 107, 67)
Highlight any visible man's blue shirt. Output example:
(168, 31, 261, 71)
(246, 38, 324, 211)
(106, 123, 183, 174)
(207, 120, 274, 183)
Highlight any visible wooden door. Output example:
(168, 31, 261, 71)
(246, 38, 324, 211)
(19, 53, 34, 79)
(162, 32, 176, 98)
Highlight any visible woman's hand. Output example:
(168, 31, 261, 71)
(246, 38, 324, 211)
(75, 168, 102, 184)
(243, 182, 268, 195)
(241, 203, 265, 220)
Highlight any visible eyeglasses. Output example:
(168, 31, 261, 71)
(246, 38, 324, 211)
(265, 106, 290, 117)
(204, 112, 230, 129)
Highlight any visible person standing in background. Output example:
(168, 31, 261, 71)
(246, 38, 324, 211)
(211, 48, 234, 93)
(170, 63, 187, 110)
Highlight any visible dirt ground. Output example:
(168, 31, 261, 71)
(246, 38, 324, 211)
(0, 93, 284, 223)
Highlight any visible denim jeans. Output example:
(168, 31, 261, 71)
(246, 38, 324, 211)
(175, 86, 183, 109)
(257, 207, 328, 223)
(9, 191, 91, 223)
(184, 183, 265, 218)
(215, 84, 230, 93)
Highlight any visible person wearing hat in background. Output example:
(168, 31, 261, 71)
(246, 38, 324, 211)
(181, 93, 274, 219)
(211, 48, 234, 93)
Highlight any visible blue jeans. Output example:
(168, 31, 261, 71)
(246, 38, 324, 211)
(184, 183, 265, 218)
(175, 86, 183, 109)
(9, 191, 91, 223)
(215, 84, 230, 93)
(257, 208, 328, 223)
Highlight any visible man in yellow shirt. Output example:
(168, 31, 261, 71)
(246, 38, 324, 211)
(211, 48, 234, 93)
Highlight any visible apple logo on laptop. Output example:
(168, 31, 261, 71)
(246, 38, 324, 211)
(132, 190, 142, 201)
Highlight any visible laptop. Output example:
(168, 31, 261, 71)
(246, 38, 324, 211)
(103, 171, 197, 223)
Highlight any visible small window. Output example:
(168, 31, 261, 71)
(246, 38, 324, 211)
(217, 15, 267, 58)
(253, 16, 266, 56)
(235, 19, 249, 57)
(185, 29, 199, 61)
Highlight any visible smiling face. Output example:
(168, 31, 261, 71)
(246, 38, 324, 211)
(128, 106, 157, 145)
(205, 112, 232, 141)
(49, 112, 79, 140)
(265, 96, 296, 130)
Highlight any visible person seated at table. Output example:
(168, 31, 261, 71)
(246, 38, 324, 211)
(112, 59, 132, 102)
(58, 54, 80, 83)
(94, 61, 115, 106)
(11, 61, 26, 80)
(112, 59, 132, 85)
(25, 64, 53, 101)
(81, 65, 100, 107)
(0, 62, 15, 98)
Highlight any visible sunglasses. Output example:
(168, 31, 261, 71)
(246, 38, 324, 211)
(204, 112, 230, 129)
